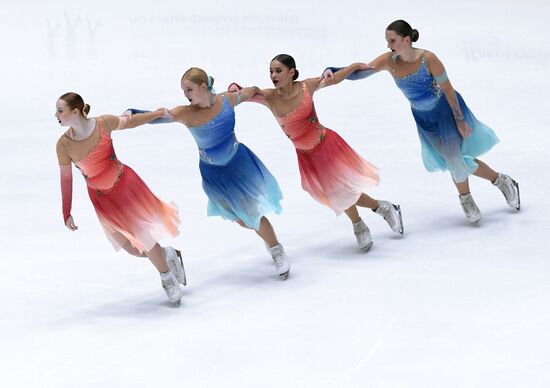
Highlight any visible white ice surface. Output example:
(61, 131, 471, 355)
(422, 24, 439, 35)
(1, 0, 549, 387)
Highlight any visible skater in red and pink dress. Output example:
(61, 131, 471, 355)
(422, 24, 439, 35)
(230, 54, 403, 251)
(55, 92, 186, 306)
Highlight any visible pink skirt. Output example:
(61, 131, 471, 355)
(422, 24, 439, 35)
(87, 165, 180, 253)
(296, 129, 380, 215)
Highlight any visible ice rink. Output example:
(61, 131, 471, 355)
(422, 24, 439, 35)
(1, 0, 549, 387)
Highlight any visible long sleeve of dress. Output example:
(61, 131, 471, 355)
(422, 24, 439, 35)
(60, 164, 73, 223)
(120, 109, 172, 124)
(323, 67, 377, 81)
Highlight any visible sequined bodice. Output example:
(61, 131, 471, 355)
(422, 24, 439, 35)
(75, 119, 123, 190)
(275, 83, 326, 151)
(393, 55, 442, 111)
(188, 95, 239, 165)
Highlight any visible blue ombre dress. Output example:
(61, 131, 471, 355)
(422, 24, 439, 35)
(392, 54, 499, 182)
(187, 95, 282, 230)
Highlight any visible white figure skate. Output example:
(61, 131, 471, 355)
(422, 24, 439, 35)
(269, 244, 290, 280)
(459, 193, 481, 224)
(353, 219, 373, 251)
(493, 173, 520, 210)
(160, 271, 184, 307)
(163, 246, 187, 286)
(375, 200, 404, 234)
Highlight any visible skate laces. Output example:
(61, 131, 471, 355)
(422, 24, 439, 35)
(460, 194, 479, 219)
(164, 246, 186, 285)
(353, 220, 366, 235)
(271, 245, 284, 263)
(161, 272, 182, 300)
(376, 202, 396, 227)
(494, 174, 514, 201)
(161, 272, 177, 289)
(270, 244, 290, 276)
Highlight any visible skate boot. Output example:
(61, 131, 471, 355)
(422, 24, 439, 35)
(163, 246, 187, 286)
(374, 200, 404, 234)
(269, 244, 290, 280)
(459, 193, 481, 224)
(353, 219, 373, 251)
(160, 271, 184, 307)
(492, 173, 520, 210)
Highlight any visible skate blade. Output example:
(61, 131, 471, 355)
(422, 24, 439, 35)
(360, 241, 373, 252)
(469, 217, 481, 226)
(279, 271, 290, 281)
(175, 249, 187, 286)
(394, 204, 404, 235)
(513, 180, 521, 211)
(172, 299, 182, 308)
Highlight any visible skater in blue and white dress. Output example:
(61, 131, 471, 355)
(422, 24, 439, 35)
(167, 67, 290, 279)
(324, 20, 520, 224)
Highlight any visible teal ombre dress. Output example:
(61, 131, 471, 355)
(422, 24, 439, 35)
(392, 54, 499, 182)
(188, 95, 282, 229)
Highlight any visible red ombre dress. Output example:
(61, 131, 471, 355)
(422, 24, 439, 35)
(275, 83, 380, 214)
(57, 117, 180, 253)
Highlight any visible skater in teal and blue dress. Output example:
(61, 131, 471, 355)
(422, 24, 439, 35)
(166, 67, 290, 279)
(323, 20, 520, 224)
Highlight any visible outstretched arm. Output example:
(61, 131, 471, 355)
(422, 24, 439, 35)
(320, 62, 372, 88)
(59, 164, 77, 231)
(426, 52, 471, 138)
(227, 83, 268, 105)
(226, 86, 267, 107)
(106, 109, 173, 131)
(56, 139, 77, 230)
(322, 53, 391, 83)
(122, 109, 174, 124)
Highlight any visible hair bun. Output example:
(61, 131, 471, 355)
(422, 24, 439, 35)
(410, 29, 419, 42)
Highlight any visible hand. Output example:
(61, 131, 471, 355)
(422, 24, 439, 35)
(156, 107, 173, 121)
(65, 216, 78, 231)
(246, 87, 267, 104)
(322, 69, 335, 85)
(456, 120, 472, 138)
(354, 62, 370, 71)
(227, 82, 242, 92)
(253, 88, 266, 98)
(355, 62, 375, 71)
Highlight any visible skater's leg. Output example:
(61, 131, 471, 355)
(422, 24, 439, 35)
(355, 193, 379, 211)
(348, 195, 403, 234)
(235, 218, 279, 247)
(344, 205, 361, 223)
(251, 217, 289, 279)
(255, 216, 279, 248)
(344, 204, 373, 250)
(121, 239, 168, 272)
(454, 177, 471, 195)
(122, 238, 182, 304)
(453, 176, 481, 223)
(121, 240, 147, 257)
(145, 243, 170, 273)
(148, 244, 183, 304)
(472, 159, 498, 182)
(473, 158, 520, 209)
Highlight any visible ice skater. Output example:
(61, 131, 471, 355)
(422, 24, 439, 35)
(160, 68, 290, 279)
(55, 92, 186, 306)
(229, 54, 403, 252)
(323, 20, 520, 224)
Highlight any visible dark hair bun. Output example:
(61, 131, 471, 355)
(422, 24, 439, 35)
(293, 69, 299, 81)
(410, 29, 419, 42)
